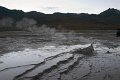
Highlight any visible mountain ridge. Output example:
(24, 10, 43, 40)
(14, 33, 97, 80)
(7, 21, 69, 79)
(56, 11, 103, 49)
(0, 6, 120, 30)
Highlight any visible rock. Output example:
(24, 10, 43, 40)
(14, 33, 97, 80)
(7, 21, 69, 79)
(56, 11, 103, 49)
(116, 29, 120, 37)
(0, 61, 3, 63)
(72, 44, 95, 55)
(106, 51, 111, 54)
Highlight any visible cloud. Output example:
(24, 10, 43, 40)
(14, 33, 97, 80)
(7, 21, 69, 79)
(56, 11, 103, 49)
(40, 6, 61, 13)
(41, 6, 60, 11)
(42, 7, 59, 10)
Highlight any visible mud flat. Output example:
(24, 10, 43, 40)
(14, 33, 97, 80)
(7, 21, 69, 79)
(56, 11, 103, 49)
(0, 43, 93, 80)
(0, 31, 120, 80)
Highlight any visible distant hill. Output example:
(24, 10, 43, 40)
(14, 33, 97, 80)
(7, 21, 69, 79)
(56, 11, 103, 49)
(99, 8, 120, 17)
(0, 6, 120, 30)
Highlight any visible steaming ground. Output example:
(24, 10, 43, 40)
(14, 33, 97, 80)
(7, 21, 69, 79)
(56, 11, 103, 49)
(0, 31, 120, 80)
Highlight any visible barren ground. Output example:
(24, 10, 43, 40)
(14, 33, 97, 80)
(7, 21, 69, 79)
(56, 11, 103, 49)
(0, 31, 120, 80)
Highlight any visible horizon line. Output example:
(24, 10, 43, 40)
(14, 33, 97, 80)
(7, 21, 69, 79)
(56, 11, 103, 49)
(0, 6, 120, 15)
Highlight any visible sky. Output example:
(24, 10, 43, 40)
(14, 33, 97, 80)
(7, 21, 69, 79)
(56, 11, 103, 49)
(0, 0, 120, 14)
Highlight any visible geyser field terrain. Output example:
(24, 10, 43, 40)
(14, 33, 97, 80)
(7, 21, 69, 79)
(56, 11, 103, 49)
(0, 5, 120, 80)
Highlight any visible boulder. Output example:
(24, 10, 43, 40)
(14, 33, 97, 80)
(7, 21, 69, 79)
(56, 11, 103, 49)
(116, 29, 120, 37)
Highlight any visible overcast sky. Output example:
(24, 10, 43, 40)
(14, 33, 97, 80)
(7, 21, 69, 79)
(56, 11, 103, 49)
(0, 0, 120, 14)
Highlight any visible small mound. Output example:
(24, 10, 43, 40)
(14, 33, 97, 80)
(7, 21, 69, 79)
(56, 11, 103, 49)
(72, 44, 95, 55)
